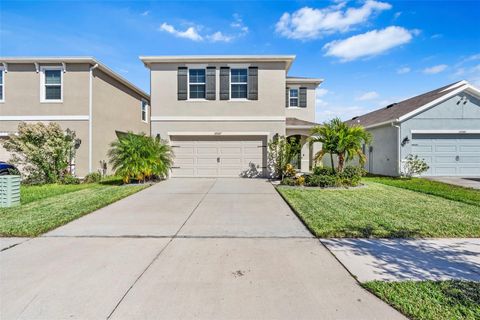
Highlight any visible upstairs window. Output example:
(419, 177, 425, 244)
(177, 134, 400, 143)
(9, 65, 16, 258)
(0, 68, 4, 102)
(231, 68, 247, 99)
(41, 67, 63, 102)
(189, 69, 206, 99)
(289, 88, 299, 107)
(141, 100, 148, 122)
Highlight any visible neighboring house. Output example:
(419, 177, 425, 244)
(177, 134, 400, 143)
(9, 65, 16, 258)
(140, 55, 322, 177)
(0, 57, 150, 177)
(346, 80, 480, 177)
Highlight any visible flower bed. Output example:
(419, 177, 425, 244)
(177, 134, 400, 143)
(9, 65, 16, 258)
(280, 166, 366, 188)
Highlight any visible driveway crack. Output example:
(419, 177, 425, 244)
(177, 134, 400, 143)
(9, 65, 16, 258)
(105, 179, 216, 319)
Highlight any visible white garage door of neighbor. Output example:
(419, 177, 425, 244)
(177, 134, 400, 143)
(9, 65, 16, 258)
(170, 136, 266, 177)
(412, 133, 480, 176)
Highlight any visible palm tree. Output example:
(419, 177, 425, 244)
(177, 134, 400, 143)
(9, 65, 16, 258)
(108, 132, 173, 183)
(309, 118, 372, 172)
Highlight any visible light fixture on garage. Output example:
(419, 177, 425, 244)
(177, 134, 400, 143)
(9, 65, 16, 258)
(401, 136, 410, 147)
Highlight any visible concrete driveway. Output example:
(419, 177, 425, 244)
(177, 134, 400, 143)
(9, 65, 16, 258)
(0, 178, 404, 320)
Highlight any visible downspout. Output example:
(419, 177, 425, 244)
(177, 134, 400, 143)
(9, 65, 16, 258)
(392, 122, 401, 176)
(88, 63, 99, 173)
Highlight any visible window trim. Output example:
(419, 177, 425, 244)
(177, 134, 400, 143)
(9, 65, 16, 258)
(0, 67, 4, 103)
(288, 87, 300, 108)
(187, 68, 207, 100)
(230, 68, 248, 100)
(141, 100, 149, 123)
(40, 66, 63, 103)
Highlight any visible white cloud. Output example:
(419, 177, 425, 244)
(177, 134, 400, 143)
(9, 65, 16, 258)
(231, 14, 249, 34)
(393, 12, 402, 19)
(431, 33, 442, 39)
(423, 64, 448, 74)
(159, 23, 203, 41)
(141, 10, 150, 16)
(316, 88, 329, 97)
(316, 105, 373, 122)
(356, 91, 379, 101)
(397, 66, 411, 74)
(324, 26, 414, 61)
(207, 31, 234, 43)
(275, 0, 391, 40)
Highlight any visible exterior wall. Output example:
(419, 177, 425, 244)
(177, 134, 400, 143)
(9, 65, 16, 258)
(400, 93, 480, 162)
(0, 63, 90, 117)
(150, 62, 286, 118)
(285, 82, 317, 122)
(366, 125, 399, 176)
(0, 120, 89, 177)
(92, 68, 150, 174)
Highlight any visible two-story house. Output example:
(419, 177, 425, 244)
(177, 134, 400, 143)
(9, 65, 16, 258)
(0, 57, 150, 177)
(140, 55, 322, 177)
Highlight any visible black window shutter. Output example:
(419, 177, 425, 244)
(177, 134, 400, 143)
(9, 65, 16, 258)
(206, 67, 216, 100)
(177, 67, 188, 100)
(220, 67, 230, 100)
(299, 87, 307, 108)
(247, 66, 258, 100)
(286, 87, 289, 108)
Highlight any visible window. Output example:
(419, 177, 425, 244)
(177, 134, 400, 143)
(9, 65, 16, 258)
(0, 68, 4, 102)
(141, 100, 148, 122)
(189, 69, 206, 99)
(289, 88, 299, 107)
(41, 67, 63, 102)
(231, 68, 247, 99)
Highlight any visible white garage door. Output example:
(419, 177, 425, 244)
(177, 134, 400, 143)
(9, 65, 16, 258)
(412, 134, 480, 176)
(170, 136, 266, 177)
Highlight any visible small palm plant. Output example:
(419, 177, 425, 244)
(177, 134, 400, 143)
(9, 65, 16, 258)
(108, 132, 173, 183)
(310, 118, 372, 172)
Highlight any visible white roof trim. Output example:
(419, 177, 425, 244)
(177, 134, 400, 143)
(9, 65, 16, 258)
(286, 78, 323, 85)
(151, 116, 285, 122)
(363, 120, 399, 129)
(286, 125, 315, 129)
(440, 80, 468, 92)
(397, 83, 473, 122)
(168, 131, 270, 136)
(0, 57, 149, 99)
(2, 115, 90, 121)
(140, 55, 296, 71)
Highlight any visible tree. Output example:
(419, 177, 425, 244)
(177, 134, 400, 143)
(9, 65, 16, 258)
(310, 118, 372, 172)
(3, 122, 77, 184)
(108, 132, 173, 183)
(267, 135, 301, 179)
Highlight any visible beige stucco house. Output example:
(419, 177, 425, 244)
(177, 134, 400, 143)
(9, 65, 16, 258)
(140, 55, 322, 177)
(0, 57, 150, 177)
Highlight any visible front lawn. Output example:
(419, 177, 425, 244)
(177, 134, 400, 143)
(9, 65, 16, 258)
(277, 182, 480, 238)
(364, 280, 480, 320)
(366, 176, 480, 207)
(0, 182, 148, 237)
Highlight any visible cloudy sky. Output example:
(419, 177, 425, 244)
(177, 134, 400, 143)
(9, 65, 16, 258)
(1, 0, 479, 122)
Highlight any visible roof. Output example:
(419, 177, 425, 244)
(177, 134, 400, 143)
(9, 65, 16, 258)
(286, 117, 319, 128)
(286, 76, 323, 86)
(346, 80, 480, 128)
(139, 55, 296, 71)
(0, 57, 149, 99)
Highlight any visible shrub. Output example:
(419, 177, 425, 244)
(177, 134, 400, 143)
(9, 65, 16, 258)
(280, 177, 296, 186)
(83, 172, 102, 184)
(313, 166, 334, 176)
(61, 174, 80, 185)
(283, 163, 297, 178)
(108, 132, 173, 184)
(267, 135, 301, 179)
(305, 174, 337, 187)
(401, 154, 429, 178)
(341, 166, 367, 179)
(296, 175, 305, 186)
(3, 122, 79, 184)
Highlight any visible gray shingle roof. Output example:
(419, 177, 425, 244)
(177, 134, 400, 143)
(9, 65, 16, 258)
(346, 81, 465, 127)
(286, 117, 318, 127)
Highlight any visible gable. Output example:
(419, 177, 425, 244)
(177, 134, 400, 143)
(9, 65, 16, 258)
(413, 93, 480, 120)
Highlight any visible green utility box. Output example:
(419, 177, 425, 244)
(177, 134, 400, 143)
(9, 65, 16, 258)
(0, 175, 21, 207)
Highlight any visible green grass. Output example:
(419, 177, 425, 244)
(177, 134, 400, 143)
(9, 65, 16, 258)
(364, 280, 480, 320)
(0, 183, 148, 237)
(365, 176, 480, 207)
(277, 182, 480, 238)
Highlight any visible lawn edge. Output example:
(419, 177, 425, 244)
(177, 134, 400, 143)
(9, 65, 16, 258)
(0, 183, 151, 237)
(361, 281, 412, 320)
(275, 184, 408, 318)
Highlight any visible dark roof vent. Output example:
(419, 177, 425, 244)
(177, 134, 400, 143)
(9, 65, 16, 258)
(351, 116, 359, 120)
(385, 103, 397, 109)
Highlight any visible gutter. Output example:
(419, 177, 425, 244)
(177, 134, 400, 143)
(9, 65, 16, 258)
(392, 123, 402, 176)
(88, 63, 99, 173)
